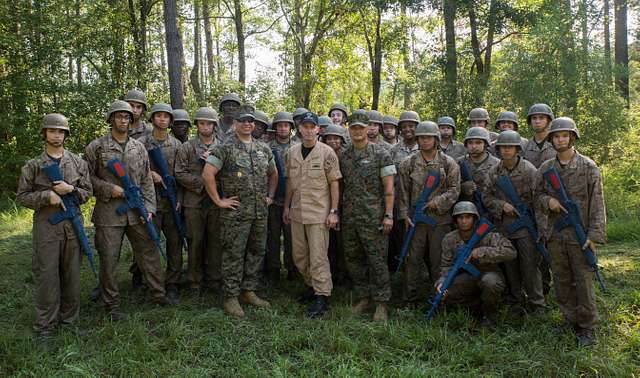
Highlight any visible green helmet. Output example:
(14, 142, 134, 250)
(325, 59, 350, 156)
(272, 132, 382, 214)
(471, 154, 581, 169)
(367, 110, 384, 125)
(148, 103, 174, 122)
(194, 107, 218, 123)
(467, 107, 490, 122)
(124, 89, 149, 110)
(495, 130, 523, 149)
(495, 111, 519, 130)
(235, 104, 256, 120)
(328, 103, 349, 118)
(218, 93, 241, 111)
(437, 116, 456, 129)
(349, 109, 369, 127)
(105, 100, 134, 123)
(383, 115, 398, 127)
(323, 124, 346, 142)
(463, 126, 491, 145)
(253, 109, 270, 126)
(271, 111, 294, 127)
(292, 107, 309, 120)
(398, 110, 420, 125)
(526, 103, 554, 125)
(172, 109, 191, 124)
(414, 121, 440, 142)
(318, 115, 332, 128)
(452, 201, 479, 217)
(547, 117, 580, 140)
(42, 113, 70, 134)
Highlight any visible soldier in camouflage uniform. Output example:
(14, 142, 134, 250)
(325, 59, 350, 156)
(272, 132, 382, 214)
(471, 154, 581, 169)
(490, 111, 528, 156)
(322, 124, 346, 152)
(340, 109, 396, 321)
(436, 201, 516, 328)
(175, 107, 223, 296)
(252, 109, 270, 142)
(535, 117, 605, 347)
(458, 127, 499, 215)
(318, 115, 332, 139)
(398, 121, 460, 308)
(381, 115, 399, 146)
(265, 112, 296, 282)
(366, 110, 392, 150)
(483, 130, 546, 314)
(329, 103, 349, 128)
(124, 89, 152, 140)
(437, 116, 466, 160)
(171, 109, 192, 143)
(85, 100, 170, 320)
(202, 104, 278, 318)
(467, 107, 499, 144)
(218, 93, 242, 140)
(17, 113, 93, 341)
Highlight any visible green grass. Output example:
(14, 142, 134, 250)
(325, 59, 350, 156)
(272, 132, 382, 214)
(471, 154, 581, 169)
(1, 203, 639, 376)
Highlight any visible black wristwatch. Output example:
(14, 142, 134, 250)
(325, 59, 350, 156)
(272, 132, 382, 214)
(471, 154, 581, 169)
(383, 213, 393, 220)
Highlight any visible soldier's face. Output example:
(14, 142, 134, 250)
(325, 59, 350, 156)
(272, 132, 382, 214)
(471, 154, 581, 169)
(456, 214, 476, 232)
(235, 118, 255, 136)
(276, 122, 292, 139)
(399, 122, 416, 139)
(499, 146, 518, 160)
(367, 123, 380, 139)
(465, 139, 485, 155)
(417, 135, 437, 151)
(128, 101, 145, 121)
(349, 125, 367, 143)
(45, 128, 66, 147)
(252, 122, 267, 139)
(498, 121, 516, 132)
(318, 127, 326, 136)
(221, 101, 240, 117)
(438, 125, 454, 139)
(152, 112, 172, 129)
(469, 120, 487, 128)
(530, 115, 550, 132)
(324, 135, 343, 151)
(551, 131, 573, 152)
(330, 110, 345, 125)
(112, 111, 131, 133)
(197, 120, 215, 138)
(171, 121, 190, 139)
(299, 121, 318, 141)
(382, 124, 397, 140)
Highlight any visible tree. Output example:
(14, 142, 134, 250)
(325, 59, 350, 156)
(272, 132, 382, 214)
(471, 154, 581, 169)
(163, 0, 185, 108)
(614, 0, 629, 104)
(443, 0, 457, 117)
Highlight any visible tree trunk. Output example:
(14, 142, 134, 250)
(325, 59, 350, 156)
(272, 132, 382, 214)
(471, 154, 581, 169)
(163, 0, 185, 108)
(468, 6, 484, 77)
(443, 0, 457, 117)
(75, 0, 82, 88)
(371, 7, 382, 110)
(483, 0, 497, 86)
(560, 0, 578, 112)
(401, 4, 411, 109)
(604, 0, 612, 82)
(233, 0, 246, 86)
(191, 0, 203, 103)
(203, 0, 215, 87)
(614, 0, 629, 104)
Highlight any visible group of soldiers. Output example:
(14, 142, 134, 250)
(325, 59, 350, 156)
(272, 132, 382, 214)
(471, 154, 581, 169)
(17, 89, 605, 348)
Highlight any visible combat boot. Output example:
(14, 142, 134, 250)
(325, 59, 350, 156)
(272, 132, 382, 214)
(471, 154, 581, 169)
(352, 298, 372, 314)
(166, 284, 180, 304)
(577, 329, 596, 347)
(307, 295, 328, 318)
(223, 297, 245, 318)
(108, 310, 129, 322)
(372, 302, 389, 322)
(239, 291, 271, 308)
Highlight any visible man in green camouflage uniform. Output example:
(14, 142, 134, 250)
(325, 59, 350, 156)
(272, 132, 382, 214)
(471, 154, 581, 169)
(17, 113, 93, 340)
(381, 115, 399, 146)
(340, 110, 396, 321)
(491, 111, 528, 156)
(218, 93, 242, 141)
(202, 104, 278, 318)
(467, 107, 499, 144)
(457, 127, 499, 216)
(366, 110, 392, 150)
(171, 108, 192, 143)
(124, 89, 152, 140)
(535, 117, 606, 347)
(437, 116, 466, 160)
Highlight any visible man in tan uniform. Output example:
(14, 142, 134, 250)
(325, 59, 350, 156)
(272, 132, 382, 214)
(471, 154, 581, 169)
(535, 117, 606, 347)
(17, 114, 93, 341)
(437, 116, 466, 160)
(85, 100, 169, 320)
(125, 89, 152, 140)
(283, 111, 342, 318)
(175, 107, 222, 295)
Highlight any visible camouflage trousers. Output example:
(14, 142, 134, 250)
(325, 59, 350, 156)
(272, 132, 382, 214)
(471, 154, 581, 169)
(446, 271, 506, 317)
(154, 209, 183, 286)
(220, 216, 267, 298)
(503, 235, 545, 308)
(549, 231, 598, 330)
(184, 206, 222, 289)
(32, 227, 81, 332)
(343, 222, 391, 302)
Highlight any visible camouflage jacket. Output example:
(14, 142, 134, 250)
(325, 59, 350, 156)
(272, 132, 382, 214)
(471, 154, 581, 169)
(534, 151, 606, 244)
(138, 132, 183, 212)
(85, 132, 156, 226)
(440, 140, 466, 160)
(268, 138, 296, 206)
(17, 150, 93, 242)
(340, 142, 396, 226)
(128, 120, 152, 140)
(175, 136, 220, 209)
(522, 137, 556, 168)
(457, 152, 500, 202)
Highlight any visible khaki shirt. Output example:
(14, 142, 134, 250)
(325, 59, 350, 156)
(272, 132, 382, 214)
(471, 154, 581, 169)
(138, 133, 183, 212)
(85, 133, 156, 226)
(17, 150, 93, 242)
(285, 141, 342, 224)
(175, 136, 220, 208)
(522, 137, 556, 168)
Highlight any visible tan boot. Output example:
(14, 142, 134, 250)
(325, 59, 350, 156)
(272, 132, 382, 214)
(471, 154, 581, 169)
(239, 291, 271, 308)
(223, 297, 245, 318)
(352, 298, 372, 314)
(373, 302, 388, 322)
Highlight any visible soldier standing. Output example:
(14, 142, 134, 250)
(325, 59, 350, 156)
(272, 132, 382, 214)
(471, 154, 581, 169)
(252, 110, 270, 142)
(491, 111, 528, 155)
(458, 127, 499, 214)
(318, 116, 332, 139)
(171, 109, 192, 143)
(437, 116, 466, 160)
(17, 114, 93, 341)
(366, 110, 392, 150)
(202, 105, 278, 318)
(265, 112, 296, 282)
(483, 130, 546, 315)
(85, 100, 170, 320)
(435, 201, 516, 328)
(322, 124, 347, 151)
(535, 117, 605, 347)
(398, 121, 460, 308)
(467, 107, 499, 143)
(283, 111, 342, 318)
(340, 110, 396, 321)
(175, 107, 223, 296)
(381, 115, 400, 146)
(218, 93, 242, 139)
(328, 103, 349, 128)
(124, 89, 152, 140)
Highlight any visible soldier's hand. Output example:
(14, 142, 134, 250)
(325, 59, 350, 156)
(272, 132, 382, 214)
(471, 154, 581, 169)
(470, 248, 481, 260)
(175, 202, 181, 212)
(461, 181, 476, 196)
(503, 202, 520, 217)
(49, 191, 66, 211)
(52, 180, 74, 195)
(140, 213, 153, 223)
(583, 239, 597, 253)
(111, 185, 125, 198)
(200, 150, 211, 161)
(405, 218, 414, 229)
(282, 208, 290, 225)
(265, 196, 273, 206)
(425, 199, 438, 211)
(217, 196, 240, 210)
(326, 213, 339, 229)
(548, 198, 567, 214)
(151, 171, 164, 185)
(382, 217, 393, 235)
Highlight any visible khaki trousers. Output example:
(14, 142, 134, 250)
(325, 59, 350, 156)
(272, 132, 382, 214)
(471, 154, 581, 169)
(291, 221, 332, 296)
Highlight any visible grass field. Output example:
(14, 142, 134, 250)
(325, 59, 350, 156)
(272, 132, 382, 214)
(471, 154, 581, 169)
(0, 202, 639, 376)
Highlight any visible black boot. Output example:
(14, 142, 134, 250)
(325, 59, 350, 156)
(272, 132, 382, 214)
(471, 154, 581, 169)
(296, 287, 316, 303)
(307, 295, 328, 318)
(166, 284, 180, 305)
(89, 284, 101, 303)
(131, 269, 146, 290)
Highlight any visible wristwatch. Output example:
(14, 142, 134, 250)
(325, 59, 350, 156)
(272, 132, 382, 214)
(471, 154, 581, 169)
(329, 208, 339, 215)
(383, 213, 393, 220)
